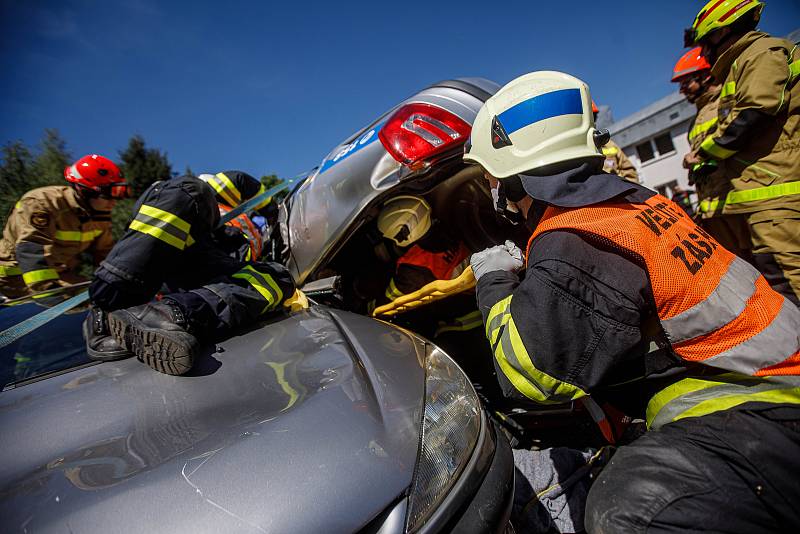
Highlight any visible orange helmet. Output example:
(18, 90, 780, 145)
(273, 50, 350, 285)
(671, 47, 711, 82)
(591, 100, 599, 114)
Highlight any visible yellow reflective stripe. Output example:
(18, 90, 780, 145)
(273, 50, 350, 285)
(727, 181, 800, 204)
(673, 388, 800, 423)
(601, 146, 618, 156)
(137, 204, 191, 233)
(233, 265, 284, 312)
(435, 310, 484, 336)
(487, 296, 586, 404)
(688, 117, 718, 141)
(700, 135, 736, 159)
(699, 198, 721, 213)
(385, 279, 404, 301)
(790, 59, 800, 80)
(22, 268, 59, 284)
(0, 265, 22, 276)
(186, 235, 195, 247)
(129, 220, 187, 250)
(54, 229, 104, 242)
(486, 296, 512, 346)
(720, 81, 736, 98)
(213, 173, 242, 207)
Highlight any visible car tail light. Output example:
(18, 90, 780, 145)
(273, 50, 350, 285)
(378, 103, 471, 170)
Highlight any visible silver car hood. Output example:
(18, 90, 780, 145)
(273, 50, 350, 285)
(0, 307, 425, 533)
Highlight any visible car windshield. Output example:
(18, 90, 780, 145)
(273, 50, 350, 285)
(0, 299, 91, 390)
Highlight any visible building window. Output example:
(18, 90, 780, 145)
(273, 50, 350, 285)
(654, 133, 675, 156)
(636, 141, 655, 162)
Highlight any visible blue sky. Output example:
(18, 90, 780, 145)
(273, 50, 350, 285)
(1, 0, 798, 179)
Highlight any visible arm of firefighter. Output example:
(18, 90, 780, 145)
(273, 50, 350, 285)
(13, 198, 62, 291)
(477, 232, 649, 405)
(231, 261, 296, 313)
(700, 47, 792, 161)
(614, 149, 639, 183)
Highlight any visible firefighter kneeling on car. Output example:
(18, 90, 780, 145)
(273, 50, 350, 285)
(84, 174, 294, 376)
(465, 71, 800, 532)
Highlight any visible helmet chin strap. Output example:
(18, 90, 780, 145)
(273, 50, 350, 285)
(492, 182, 524, 225)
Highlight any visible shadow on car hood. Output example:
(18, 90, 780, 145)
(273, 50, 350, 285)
(0, 306, 425, 533)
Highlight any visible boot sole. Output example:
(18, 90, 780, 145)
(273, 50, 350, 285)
(108, 310, 198, 376)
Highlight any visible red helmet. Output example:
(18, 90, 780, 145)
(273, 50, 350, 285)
(671, 47, 711, 82)
(64, 154, 129, 199)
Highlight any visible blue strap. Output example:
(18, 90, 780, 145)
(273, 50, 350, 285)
(0, 291, 90, 349)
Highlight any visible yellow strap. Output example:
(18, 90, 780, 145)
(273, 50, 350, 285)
(137, 204, 191, 233)
(0, 265, 22, 276)
(22, 268, 59, 285)
(601, 146, 618, 156)
(688, 117, 718, 141)
(54, 229, 104, 242)
(720, 80, 736, 98)
(129, 220, 187, 250)
(700, 135, 736, 160)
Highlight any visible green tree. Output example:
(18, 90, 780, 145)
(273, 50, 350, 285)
(261, 173, 288, 202)
(30, 129, 72, 187)
(118, 134, 172, 197)
(0, 130, 72, 230)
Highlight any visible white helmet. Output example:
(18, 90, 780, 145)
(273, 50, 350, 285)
(463, 71, 603, 178)
(377, 195, 432, 247)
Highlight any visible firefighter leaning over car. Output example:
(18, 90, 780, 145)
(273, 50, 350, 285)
(592, 101, 639, 183)
(0, 154, 126, 300)
(683, 0, 800, 305)
(198, 170, 276, 261)
(83, 174, 295, 376)
(465, 71, 800, 532)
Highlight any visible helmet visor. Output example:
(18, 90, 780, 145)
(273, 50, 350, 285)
(78, 182, 130, 199)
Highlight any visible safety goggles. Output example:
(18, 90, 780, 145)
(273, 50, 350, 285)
(78, 182, 131, 200)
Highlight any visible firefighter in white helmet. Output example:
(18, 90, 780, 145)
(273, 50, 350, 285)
(465, 70, 800, 531)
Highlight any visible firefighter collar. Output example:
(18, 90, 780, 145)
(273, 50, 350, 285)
(518, 162, 639, 208)
(710, 31, 765, 82)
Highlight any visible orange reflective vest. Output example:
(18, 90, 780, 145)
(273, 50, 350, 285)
(527, 193, 800, 378)
(218, 204, 263, 261)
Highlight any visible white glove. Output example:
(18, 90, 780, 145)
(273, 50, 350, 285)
(470, 240, 524, 281)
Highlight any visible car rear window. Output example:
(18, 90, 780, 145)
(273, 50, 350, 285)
(0, 303, 91, 389)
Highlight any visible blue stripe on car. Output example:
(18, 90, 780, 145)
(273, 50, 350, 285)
(497, 89, 583, 135)
(319, 122, 385, 175)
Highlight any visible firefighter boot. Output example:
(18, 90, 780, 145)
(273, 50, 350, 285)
(83, 307, 133, 361)
(107, 300, 199, 376)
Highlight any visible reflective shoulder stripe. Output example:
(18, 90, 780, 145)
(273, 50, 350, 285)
(699, 198, 721, 213)
(647, 374, 800, 430)
(232, 265, 284, 313)
(486, 295, 587, 404)
(130, 204, 193, 250)
(129, 220, 186, 250)
(22, 268, 59, 285)
(601, 146, 618, 156)
(54, 229, 104, 242)
(0, 265, 22, 276)
(720, 80, 736, 98)
(791, 59, 800, 80)
(688, 117, 718, 141)
(137, 205, 191, 233)
(661, 257, 758, 344)
(700, 135, 736, 159)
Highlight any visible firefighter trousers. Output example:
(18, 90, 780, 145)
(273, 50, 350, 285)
(584, 405, 800, 533)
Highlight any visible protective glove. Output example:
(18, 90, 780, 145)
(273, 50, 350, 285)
(470, 240, 524, 281)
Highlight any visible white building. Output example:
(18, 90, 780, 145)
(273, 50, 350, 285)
(608, 92, 694, 198)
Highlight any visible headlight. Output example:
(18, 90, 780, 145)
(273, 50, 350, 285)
(405, 342, 481, 532)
